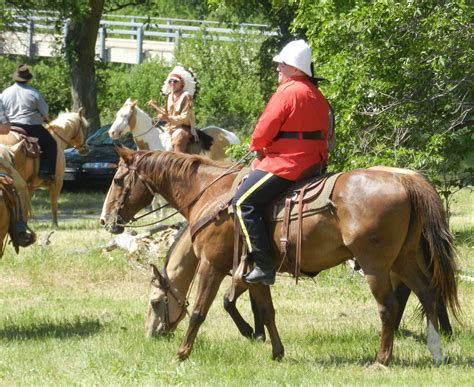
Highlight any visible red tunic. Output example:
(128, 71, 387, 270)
(250, 76, 329, 181)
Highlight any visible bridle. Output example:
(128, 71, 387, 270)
(149, 265, 192, 334)
(47, 115, 87, 153)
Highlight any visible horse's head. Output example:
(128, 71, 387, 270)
(146, 263, 188, 338)
(109, 98, 137, 140)
(100, 145, 155, 234)
(49, 109, 89, 154)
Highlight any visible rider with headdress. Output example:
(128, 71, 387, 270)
(147, 65, 198, 153)
(1, 64, 56, 182)
(0, 97, 35, 249)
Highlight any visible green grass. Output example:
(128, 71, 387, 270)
(0, 189, 472, 385)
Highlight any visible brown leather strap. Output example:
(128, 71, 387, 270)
(295, 181, 312, 284)
(280, 197, 292, 259)
(189, 200, 231, 241)
(228, 216, 241, 302)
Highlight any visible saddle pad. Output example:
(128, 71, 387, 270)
(272, 172, 342, 222)
(227, 167, 342, 221)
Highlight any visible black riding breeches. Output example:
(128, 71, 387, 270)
(12, 123, 57, 176)
(231, 170, 292, 254)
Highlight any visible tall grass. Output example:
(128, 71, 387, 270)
(0, 189, 472, 385)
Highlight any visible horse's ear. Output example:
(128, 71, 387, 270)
(132, 100, 138, 107)
(114, 144, 134, 163)
(78, 107, 84, 116)
(150, 263, 166, 287)
(125, 97, 132, 103)
(65, 107, 70, 112)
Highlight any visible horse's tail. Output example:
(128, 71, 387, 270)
(400, 174, 461, 322)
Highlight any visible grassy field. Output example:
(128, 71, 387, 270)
(0, 188, 472, 385)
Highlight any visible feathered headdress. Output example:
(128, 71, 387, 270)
(161, 65, 198, 98)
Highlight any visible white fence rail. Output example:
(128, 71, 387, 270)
(0, 13, 276, 64)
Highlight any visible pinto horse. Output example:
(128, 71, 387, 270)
(0, 110, 89, 226)
(108, 98, 240, 157)
(101, 147, 460, 366)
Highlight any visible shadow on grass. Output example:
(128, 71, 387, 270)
(0, 317, 103, 340)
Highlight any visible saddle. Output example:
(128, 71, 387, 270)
(0, 173, 24, 254)
(189, 167, 342, 292)
(10, 127, 41, 158)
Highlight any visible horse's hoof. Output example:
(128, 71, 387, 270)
(176, 351, 189, 362)
(272, 351, 284, 361)
(368, 362, 389, 371)
(253, 334, 266, 342)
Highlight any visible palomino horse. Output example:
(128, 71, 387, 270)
(0, 110, 89, 226)
(101, 147, 460, 365)
(146, 224, 266, 341)
(108, 98, 240, 157)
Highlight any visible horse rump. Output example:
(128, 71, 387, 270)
(194, 129, 214, 151)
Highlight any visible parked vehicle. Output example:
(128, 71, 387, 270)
(63, 124, 136, 188)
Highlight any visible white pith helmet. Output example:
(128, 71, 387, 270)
(273, 39, 312, 77)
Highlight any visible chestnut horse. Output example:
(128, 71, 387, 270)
(101, 147, 460, 366)
(0, 110, 89, 226)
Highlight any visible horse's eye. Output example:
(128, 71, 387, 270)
(113, 177, 124, 187)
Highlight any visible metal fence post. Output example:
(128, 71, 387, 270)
(131, 17, 137, 40)
(136, 24, 144, 64)
(99, 26, 107, 62)
(175, 29, 182, 50)
(27, 19, 34, 57)
(166, 19, 172, 42)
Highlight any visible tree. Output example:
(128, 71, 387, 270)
(4, 1, 154, 133)
(292, 0, 472, 196)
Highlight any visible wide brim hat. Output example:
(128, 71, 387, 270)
(12, 64, 33, 82)
(161, 65, 198, 97)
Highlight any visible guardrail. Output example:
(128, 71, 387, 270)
(0, 12, 277, 64)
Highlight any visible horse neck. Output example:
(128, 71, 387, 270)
(133, 110, 165, 150)
(165, 237, 198, 299)
(148, 159, 232, 220)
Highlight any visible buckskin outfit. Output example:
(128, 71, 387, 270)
(231, 40, 329, 285)
(148, 65, 198, 153)
(1, 64, 56, 181)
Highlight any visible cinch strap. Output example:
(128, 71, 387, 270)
(275, 131, 324, 140)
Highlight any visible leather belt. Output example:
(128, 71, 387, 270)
(275, 131, 325, 140)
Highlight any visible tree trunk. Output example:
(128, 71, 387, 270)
(65, 1, 105, 135)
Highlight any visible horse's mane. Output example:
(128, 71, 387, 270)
(49, 112, 85, 134)
(138, 150, 233, 182)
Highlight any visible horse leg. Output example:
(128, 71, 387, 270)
(177, 260, 226, 361)
(393, 251, 444, 364)
(48, 182, 61, 227)
(250, 291, 266, 341)
(391, 274, 452, 336)
(223, 282, 259, 340)
(247, 283, 284, 360)
(365, 271, 398, 366)
(391, 275, 411, 331)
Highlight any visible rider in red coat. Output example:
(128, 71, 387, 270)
(232, 39, 330, 285)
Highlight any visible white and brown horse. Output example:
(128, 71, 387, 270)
(0, 110, 89, 226)
(108, 98, 240, 158)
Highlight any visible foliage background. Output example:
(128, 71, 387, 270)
(0, 0, 472, 196)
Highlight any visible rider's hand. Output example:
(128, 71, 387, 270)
(158, 113, 168, 122)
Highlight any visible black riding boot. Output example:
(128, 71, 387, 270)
(9, 220, 35, 250)
(243, 250, 275, 285)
